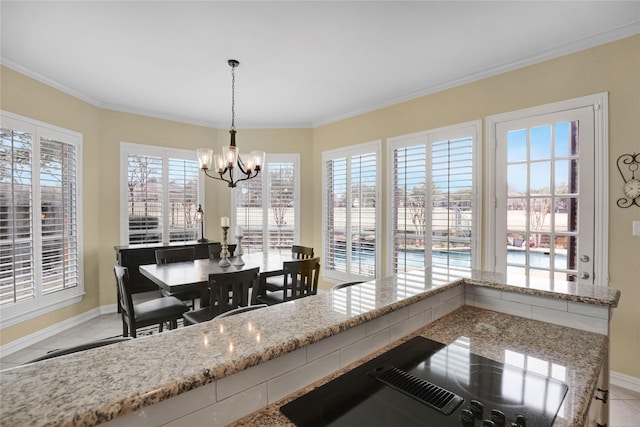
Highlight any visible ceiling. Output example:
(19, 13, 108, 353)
(2, 1, 639, 129)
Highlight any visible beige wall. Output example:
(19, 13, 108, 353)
(1, 35, 638, 379)
(0, 65, 314, 343)
(311, 35, 640, 379)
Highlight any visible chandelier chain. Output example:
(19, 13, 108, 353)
(231, 63, 236, 130)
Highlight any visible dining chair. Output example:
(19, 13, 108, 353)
(330, 281, 364, 291)
(114, 263, 190, 338)
(208, 242, 237, 259)
(25, 337, 133, 363)
(264, 245, 314, 292)
(182, 267, 260, 325)
(257, 257, 320, 306)
(155, 247, 201, 309)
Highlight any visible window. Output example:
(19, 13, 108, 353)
(1, 112, 83, 325)
(322, 141, 381, 282)
(387, 121, 481, 278)
(486, 94, 608, 285)
(233, 154, 300, 253)
(120, 143, 203, 245)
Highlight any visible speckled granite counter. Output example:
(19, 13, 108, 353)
(0, 269, 620, 426)
(230, 306, 608, 427)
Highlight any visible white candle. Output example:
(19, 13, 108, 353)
(221, 216, 230, 227)
(236, 225, 243, 237)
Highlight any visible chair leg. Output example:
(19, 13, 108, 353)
(159, 322, 164, 332)
(122, 319, 129, 338)
(170, 319, 178, 329)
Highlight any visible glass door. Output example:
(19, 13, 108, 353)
(495, 107, 595, 284)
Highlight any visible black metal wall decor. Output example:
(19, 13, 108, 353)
(617, 152, 640, 208)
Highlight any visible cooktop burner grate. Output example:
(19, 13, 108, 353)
(369, 366, 464, 415)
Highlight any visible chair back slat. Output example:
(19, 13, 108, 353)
(155, 247, 195, 264)
(291, 245, 314, 260)
(208, 267, 259, 313)
(282, 257, 320, 301)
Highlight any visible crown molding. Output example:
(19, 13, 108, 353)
(3, 22, 638, 130)
(312, 21, 640, 127)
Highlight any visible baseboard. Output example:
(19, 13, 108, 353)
(611, 370, 640, 394)
(0, 304, 118, 357)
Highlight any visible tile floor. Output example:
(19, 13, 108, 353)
(1, 313, 639, 426)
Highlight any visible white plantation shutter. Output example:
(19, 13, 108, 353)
(388, 122, 480, 277)
(1, 112, 83, 323)
(121, 143, 202, 245)
(236, 170, 264, 251)
(323, 141, 381, 282)
(234, 155, 299, 254)
(267, 162, 295, 251)
(127, 154, 164, 244)
(325, 157, 347, 274)
(0, 127, 35, 304)
(40, 137, 79, 294)
(430, 136, 474, 273)
(392, 143, 427, 273)
(350, 153, 377, 277)
(168, 158, 199, 242)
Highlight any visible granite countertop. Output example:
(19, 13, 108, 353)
(466, 270, 620, 307)
(0, 269, 619, 426)
(231, 306, 608, 427)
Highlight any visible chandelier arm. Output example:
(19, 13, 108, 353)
(203, 168, 232, 184)
(231, 170, 261, 186)
(236, 156, 249, 175)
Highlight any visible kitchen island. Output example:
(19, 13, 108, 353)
(0, 269, 619, 426)
(230, 306, 608, 427)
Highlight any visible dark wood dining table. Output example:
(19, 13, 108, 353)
(139, 251, 297, 305)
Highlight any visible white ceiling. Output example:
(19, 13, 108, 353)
(2, 1, 639, 128)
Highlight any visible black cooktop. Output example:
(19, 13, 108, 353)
(281, 336, 568, 427)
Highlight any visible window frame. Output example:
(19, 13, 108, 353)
(119, 142, 204, 245)
(0, 111, 84, 328)
(231, 153, 301, 253)
(485, 93, 609, 283)
(322, 140, 382, 283)
(386, 121, 482, 276)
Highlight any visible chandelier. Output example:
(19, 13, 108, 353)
(197, 59, 265, 188)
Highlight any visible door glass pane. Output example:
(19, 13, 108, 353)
(507, 206, 526, 232)
(507, 164, 527, 194)
(507, 129, 527, 162)
(554, 198, 577, 232)
(554, 122, 570, 157)
(530, 126, 551, 161)
(555, 160, 569, 193)
(530, 162, 551, 193)
(554, 236, 571, 270)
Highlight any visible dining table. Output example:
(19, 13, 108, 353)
(139, 251, 298, 305)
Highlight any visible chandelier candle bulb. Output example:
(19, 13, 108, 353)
(221, 217, 230, 227)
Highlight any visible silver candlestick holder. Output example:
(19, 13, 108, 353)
(233, 235, 245, 266)
(219, 226, 231, 267)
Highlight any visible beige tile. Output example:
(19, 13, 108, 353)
(610, 399, 640, 427)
